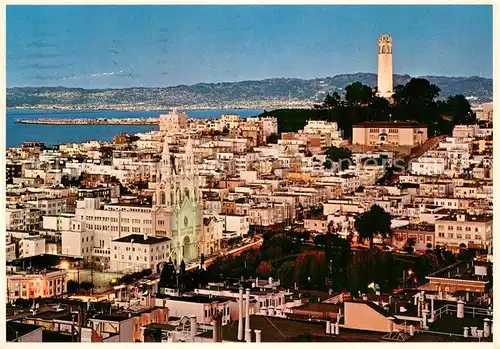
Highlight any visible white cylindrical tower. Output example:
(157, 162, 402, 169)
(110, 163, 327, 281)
(377, 34, 393, 100)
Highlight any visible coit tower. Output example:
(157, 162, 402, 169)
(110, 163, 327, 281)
(376, 34, 393, 99)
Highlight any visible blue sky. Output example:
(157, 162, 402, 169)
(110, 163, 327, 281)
(7, 5, 493, 88)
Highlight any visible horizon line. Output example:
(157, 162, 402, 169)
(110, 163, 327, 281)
(7, 72, 492, 90)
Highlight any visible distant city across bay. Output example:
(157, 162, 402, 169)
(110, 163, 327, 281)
(6, 109, 264, 148)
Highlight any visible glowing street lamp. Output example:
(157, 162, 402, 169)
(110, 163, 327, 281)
(58, 260, 70, 270)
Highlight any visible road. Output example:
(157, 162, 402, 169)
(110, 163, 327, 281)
(186, 238, 263, 271)
(409, 135, 446, 160)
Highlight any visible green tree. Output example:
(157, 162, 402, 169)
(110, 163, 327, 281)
(100, 146, 114, 159)
(323, 146, 352, 170)
(345, 82, 374, 106)
(442, 249, 456, 267)
(393, 78, 440, 107)
(257, 261, 273, 278)
(80, 281, 94, 294)
(276, 261, 295, 289)
(60, 175, 71, 188)
(323, 92, 341, 109)
(402, 238, 416, 254)
(325, 233, 351, 291)
(266, 133, 279, 144)
(67, 280, 79, 294)
(179, 260, 186, 292)
(160, 258, 176, 287)
(354, 205, 392, 248)
(369, 97, 390, 121)
(442, 94, 475, 125)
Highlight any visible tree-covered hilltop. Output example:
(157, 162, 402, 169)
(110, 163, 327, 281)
(259, 78, 476, 139)
(7, 73, 491, 108)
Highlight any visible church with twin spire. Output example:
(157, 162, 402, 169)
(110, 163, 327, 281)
(152, 135, 203, 266)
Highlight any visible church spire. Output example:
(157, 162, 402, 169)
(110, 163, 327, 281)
(186, 136, 194, 176)
(161, 135, 171, 179)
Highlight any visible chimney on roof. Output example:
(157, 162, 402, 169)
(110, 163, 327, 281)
(254, 329, 261, 343)
(190, 315, 197, 339)
(245, 288, 251, 341)
(457, 300, 465, 318)
(237, 287, 244, 341)
(245, 329, 252, 343)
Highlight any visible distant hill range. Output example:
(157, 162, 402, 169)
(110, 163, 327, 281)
(7, 73, 492, 108)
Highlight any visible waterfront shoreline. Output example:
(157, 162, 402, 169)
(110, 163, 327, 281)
(7, 104, 312, 112)
(15, 119, 158, 126)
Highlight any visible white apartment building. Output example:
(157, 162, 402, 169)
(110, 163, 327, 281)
(453, 125, 479, 138)
(62, 197, 154, 265)
(323, 199, 364, 215)
(109, 234, 171, 273)
(454, 184, 481, 199)
(65, 162, 135, 184)
(219, 138, 250, 153)
(435, 213, 492, 250)
(27, 197, 67, 216)
(302, 120, 342, 146)
(260, 117, 278, 139)
(19, 236, 46, 258)
(159, 109, 188, 133)
(42, 213, 74, 231)
(7, 269, 68, 301)
(155, 295, 231, 326)
(320, 174, 360, 194)
(248, 203, 292, 228)
(419, 183, 454, 196)
(6, 235, 16, 261)
(222, 214, 250, 239)
(438, 137, 471, 152)
(6, 206, 41, 231)
(473, 102, 493, 122)
(410, 157, 446, 176)
(194, 283, 285, 319)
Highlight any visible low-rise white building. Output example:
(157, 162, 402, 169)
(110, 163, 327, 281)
(109, 234, 171, 273)
(222, 214, 250, 239)
(435, 213, 492, 250)
(155, 294, 231, 326)
(6, 235, 16, 261)
(410, 157, 446, 176)
(19, 236, 46, 258)
(42, 213, 74, 231)
(6, 206, 41, 231)
(27, 197, 67, 216)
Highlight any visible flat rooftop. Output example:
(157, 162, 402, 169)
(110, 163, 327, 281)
(155, 294, 228, 304)
(6, 321, 43, 341)
(427, 260, 491, 282)
(113, 234, 170, 244)
(353, 121, 425, 129)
